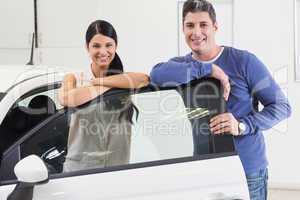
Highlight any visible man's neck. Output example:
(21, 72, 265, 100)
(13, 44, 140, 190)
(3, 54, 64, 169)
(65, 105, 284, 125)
(192, 45, 222, 62)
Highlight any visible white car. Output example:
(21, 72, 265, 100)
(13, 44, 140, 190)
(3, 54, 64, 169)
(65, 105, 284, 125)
(0, 65, 250, 200)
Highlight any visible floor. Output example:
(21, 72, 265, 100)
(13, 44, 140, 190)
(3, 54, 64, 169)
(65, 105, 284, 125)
(268, 189, 300, 200)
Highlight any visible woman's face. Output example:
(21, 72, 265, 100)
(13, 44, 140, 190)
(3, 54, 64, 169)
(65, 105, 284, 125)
(87, 33, 117, 70)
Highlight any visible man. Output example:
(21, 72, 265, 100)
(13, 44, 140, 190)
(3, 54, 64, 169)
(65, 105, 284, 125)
(150, 0, 291, 199)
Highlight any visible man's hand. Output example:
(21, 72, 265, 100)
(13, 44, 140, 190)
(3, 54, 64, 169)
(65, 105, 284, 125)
(211, 64, 230, 101)
(210, 113, 239, 136)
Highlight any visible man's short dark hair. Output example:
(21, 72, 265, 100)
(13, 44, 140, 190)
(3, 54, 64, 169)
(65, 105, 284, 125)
(182, 0, 216, 23)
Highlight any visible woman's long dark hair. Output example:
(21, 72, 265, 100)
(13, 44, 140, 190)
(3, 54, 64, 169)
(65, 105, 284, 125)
(86, 20, 138, 123)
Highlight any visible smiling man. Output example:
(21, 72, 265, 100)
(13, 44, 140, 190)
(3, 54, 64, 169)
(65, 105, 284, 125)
(150, 0, 291, 199)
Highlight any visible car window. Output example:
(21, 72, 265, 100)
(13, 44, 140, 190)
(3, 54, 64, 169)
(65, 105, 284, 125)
(0, 85, 61, 156)
(16, 87, 63, 110)
(0, 78, 235, 183)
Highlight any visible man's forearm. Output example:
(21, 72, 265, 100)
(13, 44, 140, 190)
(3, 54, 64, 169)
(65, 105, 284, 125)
(150, 61, 212, 86)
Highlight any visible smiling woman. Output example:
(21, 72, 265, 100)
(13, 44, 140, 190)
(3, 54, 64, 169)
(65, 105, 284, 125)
(58, 20, 149, 172)
(58, 20, 149, 108)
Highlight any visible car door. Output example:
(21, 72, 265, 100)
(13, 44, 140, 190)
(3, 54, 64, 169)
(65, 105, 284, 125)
(0, 78, 250, 200)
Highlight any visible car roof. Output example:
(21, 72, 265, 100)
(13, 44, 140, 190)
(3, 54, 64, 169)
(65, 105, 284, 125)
(0, 65, 71, 93)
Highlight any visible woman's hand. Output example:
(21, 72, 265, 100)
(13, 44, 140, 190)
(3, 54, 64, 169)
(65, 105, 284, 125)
(211, 64, 230, 101)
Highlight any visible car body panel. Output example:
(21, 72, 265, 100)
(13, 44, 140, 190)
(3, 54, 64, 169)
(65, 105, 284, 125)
(0, 156, 249, 200)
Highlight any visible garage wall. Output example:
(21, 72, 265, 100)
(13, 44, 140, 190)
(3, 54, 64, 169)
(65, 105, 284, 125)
(98, 0, 179, 73)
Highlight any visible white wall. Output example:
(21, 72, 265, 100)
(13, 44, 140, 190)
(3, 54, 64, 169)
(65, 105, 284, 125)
(98, 0, 179, 73)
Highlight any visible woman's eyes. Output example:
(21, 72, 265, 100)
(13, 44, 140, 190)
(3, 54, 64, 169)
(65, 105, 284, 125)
(92, 43, 113, 48)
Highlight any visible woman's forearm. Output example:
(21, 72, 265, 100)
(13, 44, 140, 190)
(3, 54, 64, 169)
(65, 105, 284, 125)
(91, 72, 149, 88)
(59, 85, 110, 107)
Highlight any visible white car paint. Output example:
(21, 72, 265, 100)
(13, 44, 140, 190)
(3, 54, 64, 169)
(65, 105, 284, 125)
(0, 156, 249, 200)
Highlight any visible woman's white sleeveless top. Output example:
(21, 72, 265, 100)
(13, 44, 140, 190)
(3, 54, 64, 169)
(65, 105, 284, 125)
(63, 70, 131, 172)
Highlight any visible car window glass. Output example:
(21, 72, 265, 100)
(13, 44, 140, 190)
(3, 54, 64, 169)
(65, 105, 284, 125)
(130, 90, 194, 163)
(17, 88, 63, 110)
(0, 87, 61, 155)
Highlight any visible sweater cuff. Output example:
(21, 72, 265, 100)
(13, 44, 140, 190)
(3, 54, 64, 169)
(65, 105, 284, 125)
(239, 118, 250, 135)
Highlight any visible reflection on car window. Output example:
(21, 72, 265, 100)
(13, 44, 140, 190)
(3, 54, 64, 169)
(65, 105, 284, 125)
(130, 90, 194, 163)
(63, 94, 135, 172)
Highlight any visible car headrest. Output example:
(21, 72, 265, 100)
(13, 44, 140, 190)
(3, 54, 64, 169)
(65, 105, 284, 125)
(28, 95, 57, 115)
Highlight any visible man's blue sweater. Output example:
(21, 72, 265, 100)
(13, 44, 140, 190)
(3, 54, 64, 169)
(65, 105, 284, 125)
(150, 46, 291, 174)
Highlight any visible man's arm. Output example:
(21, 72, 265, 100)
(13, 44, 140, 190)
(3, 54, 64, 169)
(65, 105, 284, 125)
(150, 58, 212, 86)
(210, 53, 291, 136)
(239, 54, 291, 135)
(150, 57, 230, 100)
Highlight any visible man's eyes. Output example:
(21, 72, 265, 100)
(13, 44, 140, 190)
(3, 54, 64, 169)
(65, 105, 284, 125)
(93, 44, 100, 48)
(185, 23, 208, 29)
(185, 24, 194, 28)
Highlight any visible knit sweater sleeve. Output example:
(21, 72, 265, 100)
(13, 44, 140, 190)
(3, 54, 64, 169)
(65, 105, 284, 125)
(239, 53, 291, 135)
(150, 56, 212, 87)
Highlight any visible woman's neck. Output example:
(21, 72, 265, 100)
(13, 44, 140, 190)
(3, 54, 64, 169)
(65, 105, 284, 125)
(91, 63, 107, 78)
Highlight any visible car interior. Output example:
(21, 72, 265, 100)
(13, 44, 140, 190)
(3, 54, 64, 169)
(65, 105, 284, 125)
(0, 95, 58, 161)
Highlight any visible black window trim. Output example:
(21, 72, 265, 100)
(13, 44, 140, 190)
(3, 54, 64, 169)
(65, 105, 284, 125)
(0, 92, 5, 102)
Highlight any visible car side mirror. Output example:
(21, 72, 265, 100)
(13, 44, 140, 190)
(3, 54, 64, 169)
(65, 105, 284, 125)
(14, 155, 48, 183)
(7, 155, 49, 200)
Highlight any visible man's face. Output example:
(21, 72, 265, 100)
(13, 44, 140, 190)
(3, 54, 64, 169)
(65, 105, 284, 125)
(183, 11, 218, 57)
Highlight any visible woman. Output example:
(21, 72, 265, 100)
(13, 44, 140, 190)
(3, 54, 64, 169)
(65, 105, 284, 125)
(59, 20, 149, 172)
